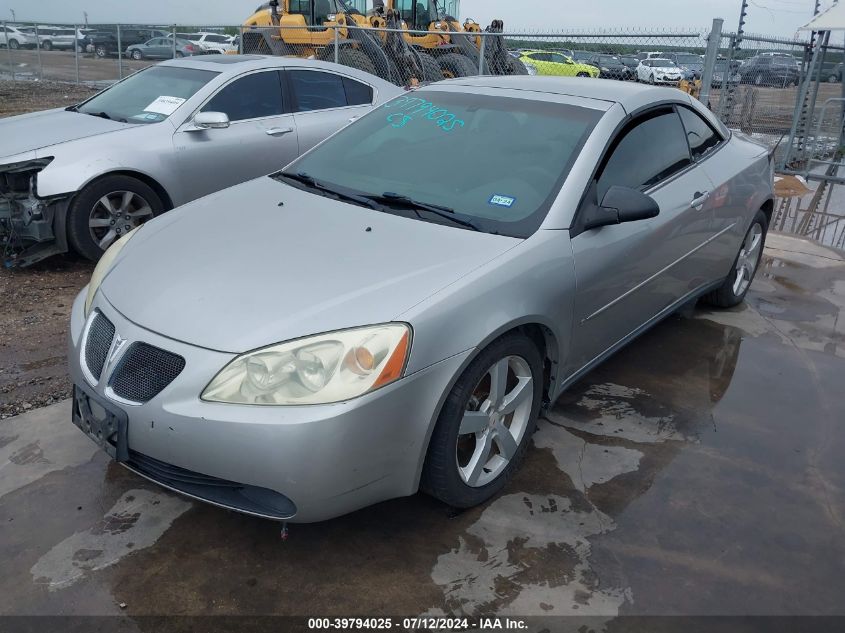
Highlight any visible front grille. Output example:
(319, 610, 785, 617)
(84, 311, 115, 381)
(127, 451, 297, 520)
(110, 342, 185, 403)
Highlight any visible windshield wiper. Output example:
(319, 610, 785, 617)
(276, 171, 384, 211)
(364, 192, 482, 232)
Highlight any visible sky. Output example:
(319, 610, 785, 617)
(0, 0, 836, 38)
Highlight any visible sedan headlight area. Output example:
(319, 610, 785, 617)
(84, 226, 141, 316)
(202, 324, 412, 406)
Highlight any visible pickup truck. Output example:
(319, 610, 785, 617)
(82, 28, 169, 58)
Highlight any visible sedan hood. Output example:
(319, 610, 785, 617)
(0, 109, 127, 160)
(101, 177, 521, 353)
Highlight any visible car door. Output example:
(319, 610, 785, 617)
(566, 107, 718, 376)
(287, 68, 375, 154)
(173, 69, 300, 202)
(549, 53, 577, 76)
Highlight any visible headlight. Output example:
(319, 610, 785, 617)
(84, 226, 141, 316)
(202, 323, 411, 406)
(524, 63, 537, 76)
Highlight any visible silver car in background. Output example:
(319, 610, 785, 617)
(0, 55, 401, 266)
(69, 77, 773, 523)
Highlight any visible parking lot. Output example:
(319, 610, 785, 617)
(0, 49, 154, 84)
(1, 232, 844, 622)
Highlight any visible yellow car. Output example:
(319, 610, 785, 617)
(518, 50, 600, 78)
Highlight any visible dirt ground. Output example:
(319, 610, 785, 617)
(0, 82, 97, 418)
(0, 79, 98, 118)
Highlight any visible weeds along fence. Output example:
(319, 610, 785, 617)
(2, 19, 845, 247)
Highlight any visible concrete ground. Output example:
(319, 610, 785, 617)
(1, 233, 843, 622)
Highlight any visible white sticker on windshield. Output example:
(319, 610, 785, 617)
(489, 194, 516, 208)
(143, 96, 186, 116)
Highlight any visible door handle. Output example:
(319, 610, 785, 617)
(265, 127, 294, 136)
(691, 191, 710, 208)
(348, 116, 360, 122)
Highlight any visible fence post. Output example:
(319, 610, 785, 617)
(239, 26, 244, 54)
(3, 21, 14, 82)
(477, 32, 486, 76)
(74, 24, 81, 84)
(334, 26, 339, 64)
(172, 26, 177, 58)
(117, 24, 123, 80)
(699, 18, 723, 108)
(35, 23, 43, 81)
(717, 34, 737, 122)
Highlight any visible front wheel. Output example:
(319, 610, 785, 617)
(9, 39, 20, 50)
(422, 334, 543, 508)
(649, 73, 656, 85)
(704, 210, 768, 308)
(131, 49, 142, 60)
(576, 71, 590, 78)
(42, 40, 53, 51)
(95, 45, 108, 58)
(67, 175, 164, 261)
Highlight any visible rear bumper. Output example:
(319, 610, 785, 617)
(68, 289, 471, 522)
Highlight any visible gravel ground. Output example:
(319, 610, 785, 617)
(1, 81, 97, 419)
(0, 79, 98, 118)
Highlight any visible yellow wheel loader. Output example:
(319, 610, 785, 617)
(241, 0, 439, 85)
(377, 0, 527, 78)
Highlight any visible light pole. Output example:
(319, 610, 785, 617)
(10, 9, 16, 22)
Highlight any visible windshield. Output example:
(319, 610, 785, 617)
(652, 59, 675, 68)
(77, 66, 218, 124)
(598, 55, 619, 63)
(675, 54, 701, 65)
(284, 90, 601, 238)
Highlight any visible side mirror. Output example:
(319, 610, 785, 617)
(192, 111, 230, 130)
(581, 185, 660, 231)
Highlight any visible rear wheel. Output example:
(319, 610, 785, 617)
(422, 334, 543, 508)
(577, 71, 590, 78)
(68, 175, 164, 262)
(42, 40, 53, 51)
(437, 53, 478, 79)
(704, 210, 768, 308)
(175, 51, 184, 58)
(95, 45, 108, 58)
(754, 73, 764, 86)
(509, 58, 529, 75)
(9, 39, 19, 50)
(336, 48, 377, 76)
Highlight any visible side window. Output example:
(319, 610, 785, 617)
(678, 107, 722, 160)
(203, 71, 284, 122)
(290, 70, 347, 112)
(342, 77, 373, 106)
(597, 110, 691, 199)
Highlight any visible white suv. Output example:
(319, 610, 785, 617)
(1, 25, 38, 49)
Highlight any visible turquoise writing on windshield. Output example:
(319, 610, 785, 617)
(383, 96, 465, 132)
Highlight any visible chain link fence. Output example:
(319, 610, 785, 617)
(2, 17, 844, 247)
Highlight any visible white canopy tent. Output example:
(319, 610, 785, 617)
(800, 2, 845, 31)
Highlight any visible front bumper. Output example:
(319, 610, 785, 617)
(68, 290, 471, 523)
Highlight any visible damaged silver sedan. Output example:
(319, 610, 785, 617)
(0, 55, 400, 266)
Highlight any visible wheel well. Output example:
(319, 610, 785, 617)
(89, 171, 174, 211)
(761, 198, 774, 226)
(510, 323, 558, 407)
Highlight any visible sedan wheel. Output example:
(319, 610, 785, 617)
(704, 210, 768, 308)
(68, 175, 164, 261)
(131, 49, 142, 60)
(649, 73, 655, 85)
(422, 334, 543, 508)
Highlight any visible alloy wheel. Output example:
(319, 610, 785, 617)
(456, 356, 534, 488)
(733, 223, 763, 296)
(88, 190, 154, 250)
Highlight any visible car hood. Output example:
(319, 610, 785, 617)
(101, 177, 521, 353)
(0, 109, 128, 160)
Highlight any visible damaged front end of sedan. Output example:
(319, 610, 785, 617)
(0, 158, 72, 268)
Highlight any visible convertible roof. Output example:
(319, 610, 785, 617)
(438, 76, 690, 112)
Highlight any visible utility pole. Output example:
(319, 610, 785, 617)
(83, 11, 89, 27)
(10, 9, 15, 22)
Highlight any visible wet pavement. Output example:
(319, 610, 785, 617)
(1, 233, 843, 623)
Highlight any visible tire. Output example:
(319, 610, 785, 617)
(754, 73, 763, 86)
(649, 73, 655, 85)
(67, 175, 165, 262)
(416, 51, 443, 82)
(703, 210, 768, 308)
(42, 40, 53, 51)
(175, 51, 184, 58)
(95, 45, 108, 58)
(437, 52, 477, 79)
(828, 74, 837, 83)
(9, 39, 19, 50)
(336, 48, 377, 77)
(131, 49, 142, 60)
(509, 58, 529, 76)
(421, 333, 544, 509)
(576, 72, 590, 78)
